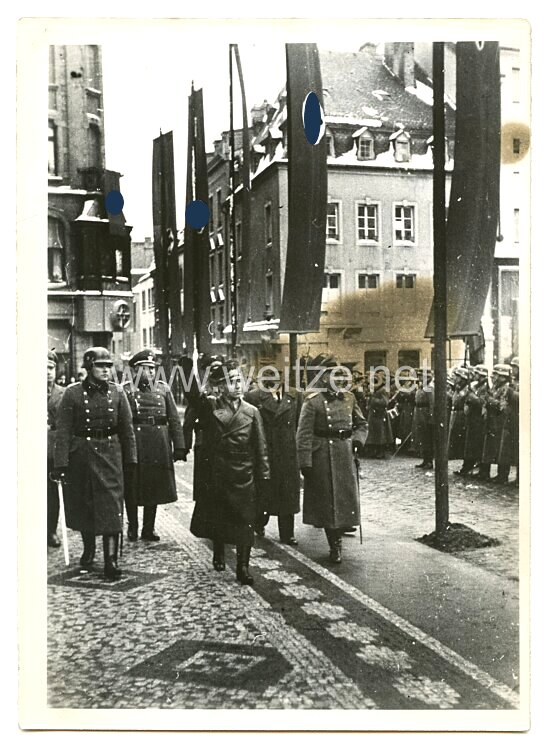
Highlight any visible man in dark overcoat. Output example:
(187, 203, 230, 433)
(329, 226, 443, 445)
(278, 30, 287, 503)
(244, 371, 302, 545)
(459, 365, 489, 477)
(296, 354, 368, 564)
(47, 350, 65, 548)
(448, 367, 471, 463)
(412, 369, 434, 469)
(480, 364, 512, 482)
(124, 349, 186, 542)
(186, 359, 270, 585)
(498, 357, 519, 485)
(365, 371, 393, 459)
(53, 347, 137, 580)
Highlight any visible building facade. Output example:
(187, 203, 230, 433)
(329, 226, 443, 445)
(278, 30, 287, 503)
(47, 45, 133, 380)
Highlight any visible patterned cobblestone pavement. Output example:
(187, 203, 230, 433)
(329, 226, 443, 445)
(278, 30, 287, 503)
(47, 453, 520, 711)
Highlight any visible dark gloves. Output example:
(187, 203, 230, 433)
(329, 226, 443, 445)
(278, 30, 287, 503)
(50, 467, 67, 481)
(174, 449, 189, 462)
(352, 440, 364, 455)
(300, 466, 312, 478)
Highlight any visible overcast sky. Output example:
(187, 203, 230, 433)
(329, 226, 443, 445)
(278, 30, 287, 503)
(99, 21, 389, 241)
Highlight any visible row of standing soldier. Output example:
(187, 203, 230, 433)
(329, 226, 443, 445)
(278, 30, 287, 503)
(349, 359, 519, 484)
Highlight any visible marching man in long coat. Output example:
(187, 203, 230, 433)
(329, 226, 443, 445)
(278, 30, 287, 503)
(365, 371, 393, 459)
(461, 365, 489, 477)
(47, 350, 65, 548)
(186, 359, 270, 585)
(244, 371, 302, 545)
(53, 347, 137, 580)
(498, 357, 519, 485)
(480, 364, 512, 482)
(124, 349, 186, 542)
(296, 354, 368, 564)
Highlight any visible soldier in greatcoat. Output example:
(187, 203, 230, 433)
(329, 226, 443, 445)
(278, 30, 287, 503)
(394, 371, 417, 453)
(244, 371, 302, 545)
(497, 357, 519, 485)
(123, 349, 186, 542)
(47, 350, 65, 548)
(412, 369, 434, 469)
(350, 362, 368, 417)
(296, 354, 368, 564)
(448, 367, 471, 463)
(185, 359, 270, 585)
(365, 371, 393, 459)
(53, 347, 137, 580)
(459, 365, 489, 476)
(480, 364, 512, 482)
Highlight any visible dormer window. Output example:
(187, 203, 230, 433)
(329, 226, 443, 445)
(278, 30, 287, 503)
(326, 132, 335, 157)
(352, 126, 374, 161)
(391, 130, 411, 162)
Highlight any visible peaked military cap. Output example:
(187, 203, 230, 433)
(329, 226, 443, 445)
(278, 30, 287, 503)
(510, 357, 520, 368)
(474, 365, 489, 378)
(82, 347, 113, 370)
(309, 353, 340, 370)
(129, 349, 156, 368)
(48, 350, 58, 364)
(493, 364, 512, 377)
(454, 366, 470, 381)
(208, 361, 228, 384)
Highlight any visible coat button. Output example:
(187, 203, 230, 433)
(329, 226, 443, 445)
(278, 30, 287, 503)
(329, 440, 333, 444)
(86, 437, 91, 441)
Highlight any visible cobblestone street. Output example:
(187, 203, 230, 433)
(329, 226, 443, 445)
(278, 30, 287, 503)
(47, 452, 521, 712)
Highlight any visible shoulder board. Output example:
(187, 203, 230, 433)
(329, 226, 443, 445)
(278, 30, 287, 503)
(305, 391, 319, 400)
(66, 382, 79, 391)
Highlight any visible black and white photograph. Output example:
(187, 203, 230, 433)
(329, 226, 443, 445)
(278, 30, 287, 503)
(16, 12, 532, 733)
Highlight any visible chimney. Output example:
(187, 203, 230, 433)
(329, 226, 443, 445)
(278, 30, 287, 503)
(383, 42, 415, 89)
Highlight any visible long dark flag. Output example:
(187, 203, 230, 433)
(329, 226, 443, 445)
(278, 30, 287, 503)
(427, 41, 501, 338)
(152, 131, 183, 362)
(279, 43, 327, 333)
(183, 91, 195, 352)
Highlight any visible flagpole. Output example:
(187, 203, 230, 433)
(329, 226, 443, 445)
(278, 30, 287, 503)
(229, 44, 238, 355)
(432, 42, 449, 534)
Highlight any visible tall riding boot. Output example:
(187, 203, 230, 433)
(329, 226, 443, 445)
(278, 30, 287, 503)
(125, 497, 139, 541)
(325, 528, 342, 564)
(141, 505, 160, 541)
(278, 514, 297, 545)
(79, 532, 96, 571)
(212, 539, 225, 571)
(236, 545, 254, 585)
(103, 534, 122, 580)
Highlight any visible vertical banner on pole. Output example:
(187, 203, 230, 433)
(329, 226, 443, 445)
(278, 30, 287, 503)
(426, 41, 501, 339)
(183, 91, 195, 355)
(152, 133, 171, 368)
(279, 43, 327, 334)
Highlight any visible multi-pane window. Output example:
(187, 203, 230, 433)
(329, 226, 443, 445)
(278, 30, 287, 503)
(396, 274, 416, 289)
(322, 272, 341, 305)
(208, 195, 214, 232)
(149, 326, 155, 347)
(326, 202, 340, 241)
(210, 254, 216, 287)
(48, 217, 65, 282)
(394, 134, 411, 162)
(358, 137, 374, 160)
(357, 204, 379, 241)
(141, 290, 147, 312)
(265, 203, 272, 244)
(398, 350, 420, 369)
(217, 251, 224, 285)
(143, 328, 148, 347)
(48, 122, 57, 175)
(216, 189, 223, 228)
(265, 272, 273, 315)
(147, 288, 154, 310)
(358, 273, 379, 290)
(394, 205, 415, 243)
(365, 350, 387, 370)
(326, 134, 335, 157)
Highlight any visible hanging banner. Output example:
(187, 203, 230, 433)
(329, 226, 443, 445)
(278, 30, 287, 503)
(427, 41, 501, 338)
(279, 43, 327, 333)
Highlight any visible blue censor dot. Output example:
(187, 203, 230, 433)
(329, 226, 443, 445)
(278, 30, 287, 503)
(186, 200, 210, 230)
(105, 190, 124, 215)
(303, 91, 324, 146)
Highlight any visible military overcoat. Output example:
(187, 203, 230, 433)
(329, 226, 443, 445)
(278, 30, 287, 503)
(498, 381, 519, 466)
(189, 395, 270, 545)
(47, 383, 65, 461)
(244, 388, 302, 516)
(366, 387, 394, 447)
(124, 381, 184, 506)
(54, 379, 137, 535)
(482, 383, 510, 464)
(412, 384, 434, 456)
(296, 390, 368, 529)
(463, 382, 488, 462)
(448, 386, 469, 460)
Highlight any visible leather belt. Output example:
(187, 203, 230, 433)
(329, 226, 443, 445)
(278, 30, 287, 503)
(76, 427, 118, 439)
(314, 428, 352, 440)
(133, 416, 168, 425)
